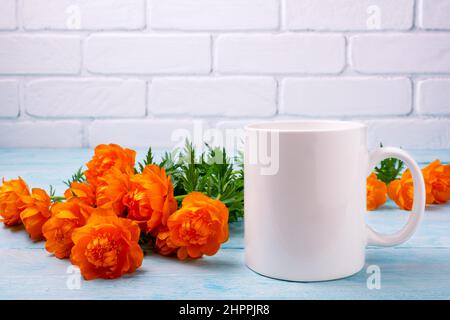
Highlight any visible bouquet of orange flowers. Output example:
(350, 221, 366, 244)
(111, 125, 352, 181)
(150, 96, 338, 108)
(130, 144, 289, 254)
(0, 142, 243, 280)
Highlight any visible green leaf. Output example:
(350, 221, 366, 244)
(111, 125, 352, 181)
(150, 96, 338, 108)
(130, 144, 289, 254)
(49, 185, 56, 197)
(49, 185, 65, 203)
(157, 140, 244, 222)
(63, 166, 86, 187)
(374, 143, 405, 184)
(137, 147, 154, 173)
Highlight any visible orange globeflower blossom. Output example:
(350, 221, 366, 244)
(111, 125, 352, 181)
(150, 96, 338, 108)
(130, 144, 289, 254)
(42, 200, 93, 259)
(84, 144, 136, 186)
(98, 165, 177, 233)
(20, 188, 51, 240)
(366, 173, 387, 211)
(0, 177, 30, 226)
(388, 169, 434, 211)
(64, 182, 96, 207)
(125, 165, 177, 234)
(70, 208, 143, 280)
(164, 192, 229, 260)
(422, 160, 450, 204)
(96, 168, 132, 216)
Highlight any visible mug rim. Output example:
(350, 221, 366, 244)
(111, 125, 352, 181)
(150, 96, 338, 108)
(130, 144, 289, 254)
(245, 120, 366, 133)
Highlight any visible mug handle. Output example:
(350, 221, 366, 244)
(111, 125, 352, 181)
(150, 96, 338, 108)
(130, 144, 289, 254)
(366, 147, 426, 246)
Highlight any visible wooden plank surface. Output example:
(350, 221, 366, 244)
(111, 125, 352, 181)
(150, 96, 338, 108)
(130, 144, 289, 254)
(0, 148, 449, 300)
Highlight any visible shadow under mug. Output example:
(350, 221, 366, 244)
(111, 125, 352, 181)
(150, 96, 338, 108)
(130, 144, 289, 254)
(244, 120, 426, 282)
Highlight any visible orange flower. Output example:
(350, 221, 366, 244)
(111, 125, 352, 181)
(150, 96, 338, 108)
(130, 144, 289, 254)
(96, 168, 132, 216)
(388, 169, 433, 211)
(0, 177, 30, 226)
(84, 144, 136, 187)
(125, 165, 177, 233)
(20, 188, 51, 240)
(70, 208, 143, 280)
(64, 182, 96, 207)
(422, 160, 450, 204)
(164, 192, 229, 260)
(42, 200, 93, 259)
(366, 173, 387, 211)
(98, 165, 177, 233)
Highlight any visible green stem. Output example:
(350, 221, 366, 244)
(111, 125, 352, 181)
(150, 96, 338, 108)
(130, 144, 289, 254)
(50, 196, 65, 202)
(175, 194, 187, 201)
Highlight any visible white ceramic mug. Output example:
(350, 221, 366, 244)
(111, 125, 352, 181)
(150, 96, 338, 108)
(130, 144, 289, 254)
(244, 120, 426, 282)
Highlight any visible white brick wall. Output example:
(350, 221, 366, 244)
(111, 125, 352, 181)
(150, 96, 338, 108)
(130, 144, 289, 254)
(350, 34, 450, 74)
(418, 0, 450, 30)
(149, 77, 276, 116)
(0, 80, 19, 118)
(85, 34, 211, 74)
(23, 0, 146, 30)
(284, 0, 414, 31)
(417, 79, 450, 115)
(0, 0, 449, 149)
(151, 0, 279, 30)
(0, 0, 16, 30)
(280, 78, 411, 116)
(88, 119, 196, 148)
(215, 34, 345, 74)
(25, 79, 146, 118)
(0, 121, 83, 147)
(366, 119, 450, 149)
(0, 35, 81, 75)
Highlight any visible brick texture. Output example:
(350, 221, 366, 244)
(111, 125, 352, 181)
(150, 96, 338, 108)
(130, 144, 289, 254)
(25, 79, 146, 118)
(85, 34, 211, 74)
(0, 0, 16, 30)
(350, 34, 450, 74)
(0, 80, 19, 118)
(216, 34, 345, 74)
(281, 77, 411, 116)
(0, 1, 449, 149)
(149, 77, 276, 117)
(285, 0, 414, 31)
(417, 79, 450, 115)
(0, 35, 80, 75)
(151, 0, 278, 30)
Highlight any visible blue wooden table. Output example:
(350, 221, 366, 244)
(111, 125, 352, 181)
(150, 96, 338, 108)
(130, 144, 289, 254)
(0, 148, 449, 300)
